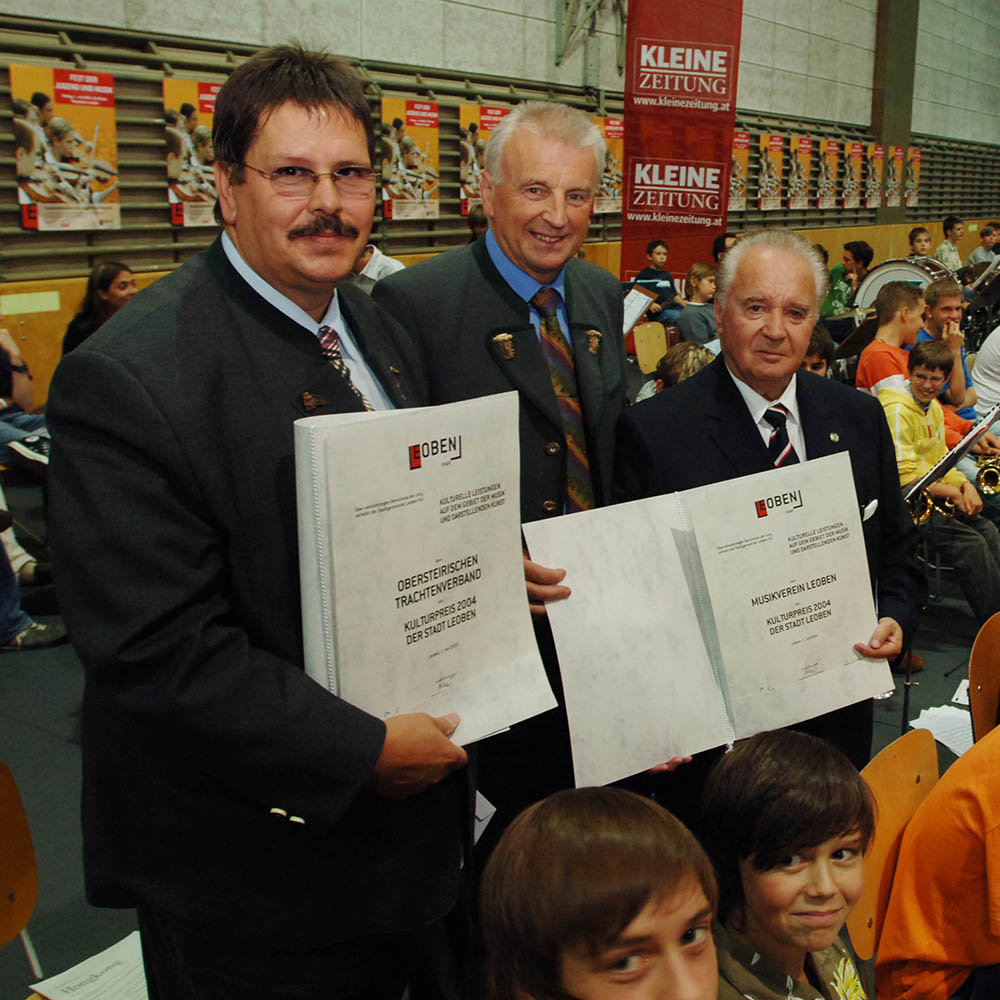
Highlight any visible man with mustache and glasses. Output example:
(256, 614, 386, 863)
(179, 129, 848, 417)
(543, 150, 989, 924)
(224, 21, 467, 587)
(47, 46, 468, 1000)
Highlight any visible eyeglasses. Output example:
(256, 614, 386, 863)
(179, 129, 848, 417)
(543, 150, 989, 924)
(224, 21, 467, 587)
(240, 162, 377, 198)
(911, 373, 946, 387)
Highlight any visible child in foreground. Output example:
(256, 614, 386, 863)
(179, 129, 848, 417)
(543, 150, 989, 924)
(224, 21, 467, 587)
(481, 786, 718, 1000)
(700, 730, 874, 1000)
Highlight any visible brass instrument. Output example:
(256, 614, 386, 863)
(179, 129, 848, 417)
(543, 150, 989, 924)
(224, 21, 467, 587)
(908, 490, 956, 526)
(976, 456, 1000, 495)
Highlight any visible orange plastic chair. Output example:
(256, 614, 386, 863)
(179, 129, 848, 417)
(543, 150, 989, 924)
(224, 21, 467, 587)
(969, 611, 1000, 742)
(632, 322, 668, 375)
(846, 728, 938, 995)
(0, 761, 43, 979)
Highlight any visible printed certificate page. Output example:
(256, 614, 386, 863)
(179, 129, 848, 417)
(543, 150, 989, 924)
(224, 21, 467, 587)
(684, 451, 891, 738)
(522, 497, 731, 787)
(296, 392, 554, 745)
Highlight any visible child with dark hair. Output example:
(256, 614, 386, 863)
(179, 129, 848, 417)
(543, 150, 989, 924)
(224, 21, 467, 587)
(801, 326, 835, 377)
(700, 729, 874, 1000)
(482, 787, 718, 1000)
(908, 227, 932, 257)
(635, 239, 685, 325)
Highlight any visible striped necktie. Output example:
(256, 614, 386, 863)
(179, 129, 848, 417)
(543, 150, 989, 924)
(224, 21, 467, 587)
(317, 325, 373, 412)
(530, 287, 595, 512)
(764, 403, 799, 467)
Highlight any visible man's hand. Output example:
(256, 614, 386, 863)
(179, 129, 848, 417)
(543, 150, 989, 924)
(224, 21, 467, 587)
(973, 432, 1000, 456)
(370, 712, 467, 799)
(958, 480, 984, 516)
(854, 617, 904, 659)
(647, 302, 662, 314)
(943, 319, 964, 353)
(524, 552, 570, 617)
(648, 756, 693, 774)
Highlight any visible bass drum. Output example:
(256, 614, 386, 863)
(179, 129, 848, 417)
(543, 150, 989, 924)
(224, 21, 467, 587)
(853, 256, 952, 310)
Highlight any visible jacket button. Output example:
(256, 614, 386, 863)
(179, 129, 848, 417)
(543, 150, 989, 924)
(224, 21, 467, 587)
(542, 500, 558, 513)
(546, 441, 561, 455)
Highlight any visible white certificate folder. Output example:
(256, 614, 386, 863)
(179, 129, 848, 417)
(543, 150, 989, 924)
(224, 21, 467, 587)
(295, 392, 555, 745)
(522, 452, 891, 786)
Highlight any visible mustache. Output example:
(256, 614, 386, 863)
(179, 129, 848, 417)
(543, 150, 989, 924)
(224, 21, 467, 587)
(287, 214, 360, 241)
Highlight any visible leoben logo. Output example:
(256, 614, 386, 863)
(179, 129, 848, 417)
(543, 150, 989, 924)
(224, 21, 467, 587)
(409, 435, 463, 470)
(755, 490, 803, 518)
(635, 38, 734, 99)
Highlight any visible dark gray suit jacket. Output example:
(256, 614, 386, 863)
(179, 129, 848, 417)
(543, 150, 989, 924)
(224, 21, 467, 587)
(47, 239, 465, 946)
(373, 238, 626, 522)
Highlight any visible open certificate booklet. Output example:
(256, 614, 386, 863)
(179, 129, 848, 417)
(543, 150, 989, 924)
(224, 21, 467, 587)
(295, 392, 554, 746)
(522, 451, 892, 786)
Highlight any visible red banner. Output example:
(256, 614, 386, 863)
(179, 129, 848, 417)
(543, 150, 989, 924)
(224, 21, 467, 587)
(621, 0, 743, 282)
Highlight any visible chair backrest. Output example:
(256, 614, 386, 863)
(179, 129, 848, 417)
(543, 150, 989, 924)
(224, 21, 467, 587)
(633, 322, 668, 375)
(846, 728, 939, 962)
(969, 611, 1000, 742)
(0, 761, 38, 949)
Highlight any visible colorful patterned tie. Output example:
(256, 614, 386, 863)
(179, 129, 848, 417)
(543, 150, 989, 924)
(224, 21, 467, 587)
(530, 287, 595, 512)
(317, 325, 373, 411)
(764, 403, 799, 467)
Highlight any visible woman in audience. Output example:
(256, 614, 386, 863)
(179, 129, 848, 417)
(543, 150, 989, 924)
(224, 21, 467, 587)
(677, 263, 718, 345)
(481, 786, 719, 1000)
(62, 260, 137, 355)
(700, 730, 874, 1000)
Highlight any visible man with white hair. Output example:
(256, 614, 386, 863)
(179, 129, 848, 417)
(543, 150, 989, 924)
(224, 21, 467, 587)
(374, 100, 626, 852)
(616, 229, 922, 784)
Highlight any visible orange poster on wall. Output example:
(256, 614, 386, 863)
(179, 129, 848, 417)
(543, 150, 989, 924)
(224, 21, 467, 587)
(593, 116, 624, 214)
(905, 148, 921, 207)
(729, 131, 749, 212)
(885, 146, 904, 207)
(758, 134, 783, 211)
(10, 63, 120, 231)
(380, 98, 440, 220)
(162, 79, 222, 227)
(843, 142, 863, 209)
(817, 139, 839, 210)
(865, 144, 884, 209)
(458, 103, 508, 214)
(788, 136, 811, 210)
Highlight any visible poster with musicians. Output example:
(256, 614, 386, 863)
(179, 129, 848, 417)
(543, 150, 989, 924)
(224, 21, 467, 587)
(905, 148, 921, 207)
(758, 134, 783, 211)
(885, 146, 904, 207)
(380, 98, 440, 220)
(788, 136, 811, 210)
(729, 130, 749, 212)
(10, 63, 120, 231)
(457, 103, 508, 214)
(592, 116, 624, 214)
(817, 139, 838, 210)
(865, 144, 884, 209)
(162, 79, 221, 227)
(843, 142, 863, 209)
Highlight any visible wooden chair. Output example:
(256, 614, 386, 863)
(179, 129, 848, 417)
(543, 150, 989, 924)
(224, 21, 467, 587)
(0, 761, 43, 979)
(969, 611, 1000, 741)
(632, 322, 668, 375)
(846, 728, 938, 996)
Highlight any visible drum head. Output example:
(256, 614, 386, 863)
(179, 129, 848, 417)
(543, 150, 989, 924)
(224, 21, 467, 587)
(854, 257, 952, 310)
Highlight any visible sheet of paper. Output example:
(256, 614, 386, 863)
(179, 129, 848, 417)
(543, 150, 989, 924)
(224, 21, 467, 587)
(474, 790, 497, 844)
(296, 393, 554, 745)
(523, 496, 732, 787)
(911, 706, 974, 757)
(953, 679, 970, 705)
(685, 452, 892, 738)
(33, 932, 147, 1000)
(623, 285, 657, 333)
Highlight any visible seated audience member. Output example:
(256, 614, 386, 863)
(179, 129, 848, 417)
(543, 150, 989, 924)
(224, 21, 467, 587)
(712, 232, 737, 263)
(934, 215, 965, 273)
(348, 243, 404, 295)
(676, 264, 717, 345)
(466, 203, 488, 242)
(918, 278, 977, 419)
(0, 315, 49, 470)
(992, 222, 1000, 256)
(700, 729, 873, 1000)
(967, 224, 996, 269)
(635, 343, 715, 402)
(908, 226, 932, 257)
(481, 786, 718, 1000)
(822, 241, 872, 317)
(635, 239, 685, 325)
(62, 261, 137, 355)
(881, 340, 1000, 624)
(0, 532, 65, 651)
(875, 725, 1000, 1000)
(856, 281, 925, 396)
(801, 326, 835, 378)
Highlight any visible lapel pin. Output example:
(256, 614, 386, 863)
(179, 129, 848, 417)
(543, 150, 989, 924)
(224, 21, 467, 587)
(389, 365, 400, 376)
(302, 391, 325, 412)
(587, 329, 602, 355)
(829, 432, 840, 442)
(493, 332, 515, 360)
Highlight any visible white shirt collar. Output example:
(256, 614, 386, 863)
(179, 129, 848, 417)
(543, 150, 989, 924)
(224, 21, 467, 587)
(725, 362, 801, 428)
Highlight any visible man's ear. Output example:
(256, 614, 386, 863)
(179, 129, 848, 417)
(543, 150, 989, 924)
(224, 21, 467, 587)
(214, 162, 237, 227)
(479, 169, 497, 219)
